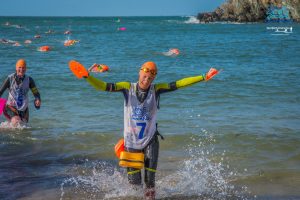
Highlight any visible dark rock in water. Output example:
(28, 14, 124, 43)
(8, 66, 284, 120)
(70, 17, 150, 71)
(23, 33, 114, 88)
(197, 0, 300, 23)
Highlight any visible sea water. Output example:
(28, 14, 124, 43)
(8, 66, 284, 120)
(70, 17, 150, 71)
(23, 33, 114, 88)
(0, 16, 299, 200)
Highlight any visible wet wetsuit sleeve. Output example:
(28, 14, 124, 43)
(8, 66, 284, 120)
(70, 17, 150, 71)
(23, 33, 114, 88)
(86, 75, 130, 92)
(29, 77, 41, 100)
(155, 74, 205, 94)
(0, 77, 10, 97)
(86, 75, 131, 104)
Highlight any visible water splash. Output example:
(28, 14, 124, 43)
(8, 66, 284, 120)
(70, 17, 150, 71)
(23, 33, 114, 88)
(60, 130, 252, 199)
(156, 131, 251, 199)
(0, 121, 29, 130)
(184, 16, 200, 24)
(60, 161, 142, 200)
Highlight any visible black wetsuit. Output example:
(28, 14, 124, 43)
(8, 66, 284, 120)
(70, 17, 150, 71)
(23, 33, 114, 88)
(0, 73, 41, 122)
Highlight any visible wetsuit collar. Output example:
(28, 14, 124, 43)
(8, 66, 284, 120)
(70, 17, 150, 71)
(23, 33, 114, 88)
(137, 82, 149, 93)
(136, 82, 150, 103)
(14, 73, 25, 83)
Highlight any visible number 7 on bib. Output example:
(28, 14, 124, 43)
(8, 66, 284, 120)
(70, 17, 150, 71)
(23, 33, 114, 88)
(136, 122, 146, 139)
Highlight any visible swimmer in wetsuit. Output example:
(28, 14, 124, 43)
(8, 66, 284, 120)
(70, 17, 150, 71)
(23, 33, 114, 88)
(0, 59, 41, 126)
(82, 61, 217, 200)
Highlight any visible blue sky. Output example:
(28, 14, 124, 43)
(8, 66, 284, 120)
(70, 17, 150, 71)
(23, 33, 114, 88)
(0, 0, 225, 16)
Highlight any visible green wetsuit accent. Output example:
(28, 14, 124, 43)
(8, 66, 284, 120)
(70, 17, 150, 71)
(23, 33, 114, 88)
(86, 76, 107, 91)
(175, 75, 205, 89)
(86, 74, 205, 94)
(86, 74, 205, 107)
(86, 76, 130, 92)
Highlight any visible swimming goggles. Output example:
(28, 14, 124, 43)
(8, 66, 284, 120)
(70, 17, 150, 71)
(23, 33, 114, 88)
(140, 67, 157, 75)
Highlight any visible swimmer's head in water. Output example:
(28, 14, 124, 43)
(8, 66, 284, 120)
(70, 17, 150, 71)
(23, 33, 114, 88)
(139, 61, 157, 90)
(16, 59, 27, 77)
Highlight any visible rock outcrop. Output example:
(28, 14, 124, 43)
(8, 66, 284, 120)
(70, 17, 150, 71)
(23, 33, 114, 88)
(197, 0, 300, 23)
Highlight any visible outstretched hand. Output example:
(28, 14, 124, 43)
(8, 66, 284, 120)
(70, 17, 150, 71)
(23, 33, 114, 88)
(205, 68, 219, 81)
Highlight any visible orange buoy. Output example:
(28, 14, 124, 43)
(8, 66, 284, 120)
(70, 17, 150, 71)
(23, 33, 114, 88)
(38, 45, 51, 52)
(114, 138, 125, 158)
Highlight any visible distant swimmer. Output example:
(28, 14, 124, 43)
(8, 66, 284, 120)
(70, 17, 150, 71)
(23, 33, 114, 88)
(10, 24, 22, 29)
(162, 48, 180, 57)
(1, 39, 21, 46)
(64, 30, 71, 35)
(24, 40, 32, 44)
(0, 39, 9, 44)
(45, 29, 54, 34)
(0, 59, 41, 127)
(1, 39, 16, 45)
(69, 60, 219, 200)
(34, 34, 41, 39)
(64, 39, 78, 46)
(12, 42, 21, 47)
(88, 63, 109, 73)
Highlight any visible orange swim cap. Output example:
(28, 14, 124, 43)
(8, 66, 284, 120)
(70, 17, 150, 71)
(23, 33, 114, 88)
(141, 61, 157, 71)
(16, 59, 26, 68)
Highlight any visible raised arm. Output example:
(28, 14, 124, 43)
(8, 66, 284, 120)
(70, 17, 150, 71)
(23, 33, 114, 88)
(86, 75, 130, 92)
(69, 60, 131, 92)
(155, 74, 205, 94)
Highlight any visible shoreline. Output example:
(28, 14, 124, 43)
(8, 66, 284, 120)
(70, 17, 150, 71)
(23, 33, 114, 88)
(197, 0, 300, 23)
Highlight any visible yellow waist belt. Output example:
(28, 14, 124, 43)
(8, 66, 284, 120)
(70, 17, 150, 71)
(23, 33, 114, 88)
(119, 151, 144, 169)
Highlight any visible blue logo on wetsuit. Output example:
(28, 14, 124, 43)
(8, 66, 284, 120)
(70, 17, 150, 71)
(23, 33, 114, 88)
(16, 87, 24, 108)
(132, 106, 151, 121)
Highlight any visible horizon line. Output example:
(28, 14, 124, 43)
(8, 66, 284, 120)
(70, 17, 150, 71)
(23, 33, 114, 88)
(0, 15, 198, 18)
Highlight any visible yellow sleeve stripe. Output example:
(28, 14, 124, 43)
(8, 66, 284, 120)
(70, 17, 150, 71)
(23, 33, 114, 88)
(86, 75, 107, 91)
(145, 167, 157, 173)
(31, 87, 38, 94)
(127, 170, 141, 175)
(176, 75, 205, 89)
(86, 76, 131, 92)
(154, 83, 170, 91)
(115, 82, 131, 91)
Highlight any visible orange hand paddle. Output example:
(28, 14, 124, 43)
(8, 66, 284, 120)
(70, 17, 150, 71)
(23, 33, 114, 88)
(205, 68, 219, 81)
(69, 60, 89, 79)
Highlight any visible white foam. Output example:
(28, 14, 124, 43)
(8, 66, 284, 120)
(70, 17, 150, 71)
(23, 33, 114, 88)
(60, 162, 141, 200)
(184, 16, 200, 24)
(60, 132, 250, 199)
(0, 121, 29, 130)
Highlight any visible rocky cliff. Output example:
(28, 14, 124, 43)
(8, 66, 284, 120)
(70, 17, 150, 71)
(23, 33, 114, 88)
(197, 0, 300, 23)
